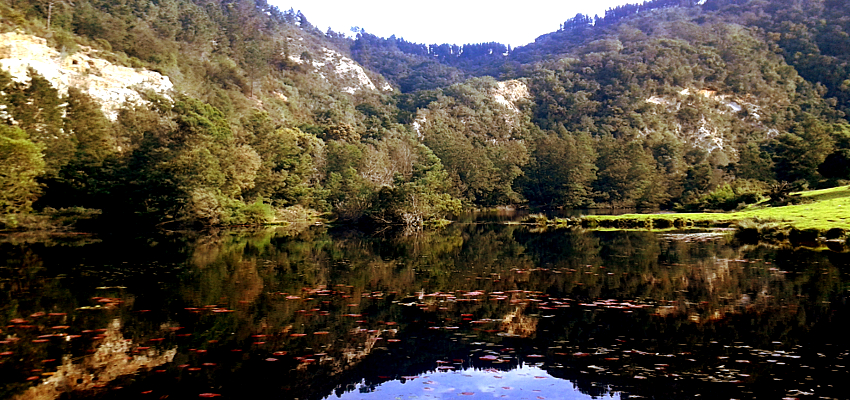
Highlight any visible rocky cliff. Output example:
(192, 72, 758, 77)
(0, 31, 173, 120)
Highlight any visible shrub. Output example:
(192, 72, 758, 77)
(678, 182, 766, 211)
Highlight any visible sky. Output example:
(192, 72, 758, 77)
(269, 0, 637, 47)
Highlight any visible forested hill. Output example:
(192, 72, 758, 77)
(1, 0, 849, 229)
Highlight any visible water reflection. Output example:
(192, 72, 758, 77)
(1, 224, 848, 399)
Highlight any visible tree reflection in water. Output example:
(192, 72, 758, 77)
(0, 224, 847, 399)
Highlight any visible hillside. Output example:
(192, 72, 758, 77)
(1, 0, 849, 229)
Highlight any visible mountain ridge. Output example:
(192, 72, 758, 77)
(1, 0, 848, 228)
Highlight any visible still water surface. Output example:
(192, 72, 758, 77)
(1, 223, 848, 399)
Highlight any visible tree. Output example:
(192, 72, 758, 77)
(0, 125, 45, 222)
(593, 135, 660, 207)
(771, 114, 835, 185)
(6, 69, 70, 177)
(39, 87, 116, 209)
(818, 122, 850, 181)
(522, 131, 597, 208)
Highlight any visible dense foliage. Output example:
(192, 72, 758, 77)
(1, 0, 849, 228)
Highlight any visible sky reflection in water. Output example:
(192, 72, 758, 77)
(334, 365, 614, 400)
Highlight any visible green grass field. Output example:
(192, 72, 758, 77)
(582, 185, 850, 233)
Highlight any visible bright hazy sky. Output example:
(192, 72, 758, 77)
(270, 0, 636, 47)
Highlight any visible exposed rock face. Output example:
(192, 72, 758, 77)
(645, 87, 772, 155)
(0, 31, 173, 120)
(412, 79, 530, 137)
(285, 41, 391, 94)
(491, 80, 530, 114)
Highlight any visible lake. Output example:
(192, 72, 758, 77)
(1, 223, 848, 399)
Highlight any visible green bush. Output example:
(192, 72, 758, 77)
(679, 182, 766, 211)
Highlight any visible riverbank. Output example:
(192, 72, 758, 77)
(528, 186, 850, 245)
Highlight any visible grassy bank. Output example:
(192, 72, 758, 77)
(534, 186, 850, 241)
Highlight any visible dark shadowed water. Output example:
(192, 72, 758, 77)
(1, 223, 848, 400)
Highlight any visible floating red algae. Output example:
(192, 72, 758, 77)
(479, 355, 498, 361)
(26, 376, 40, 381)
(10, 319, 28, 324)
(266, 357, 278, 362)
(290, 333, 307, 337)
(313, 331, 329, 335)
(273, 351, 287, 356)
(198, 394, 221, 398)
(48, 313, 66, 316)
